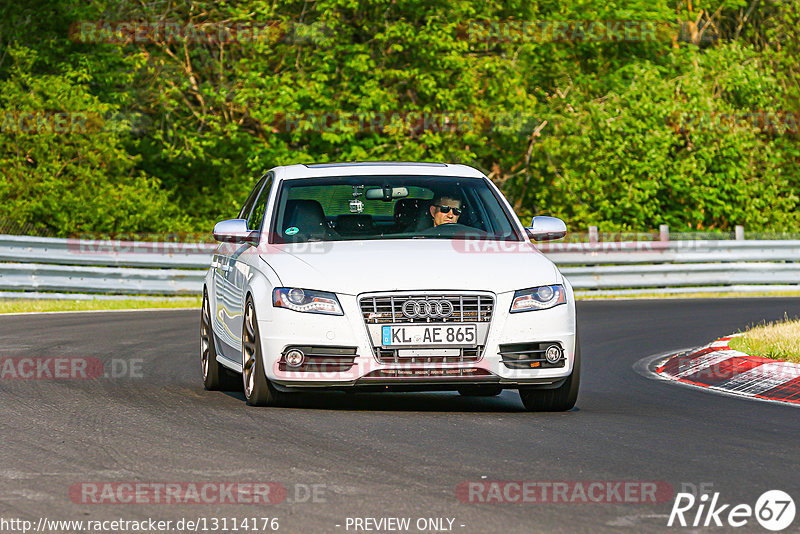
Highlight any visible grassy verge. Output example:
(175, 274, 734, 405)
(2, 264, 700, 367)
(729, 316, 800, 364)
(0, 297, 201, 314)
(576, 290, 800, 300)
(1, 290, 798, 313)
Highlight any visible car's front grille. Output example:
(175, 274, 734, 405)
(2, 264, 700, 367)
(359, 294, 494, 324)
(359, 293, 494, 366)
(375, 346, 483, 364)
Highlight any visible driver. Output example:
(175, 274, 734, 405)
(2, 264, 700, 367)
(429, 194, 463, 227)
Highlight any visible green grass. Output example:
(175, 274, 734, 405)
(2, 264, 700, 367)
(1, 290, 799, 315)
(0, 297, 201, 314)
(576, 290, 800, 300)
(729, 316, 800, 364)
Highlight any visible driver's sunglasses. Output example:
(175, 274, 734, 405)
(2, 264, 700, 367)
(436, 205, 463, 216)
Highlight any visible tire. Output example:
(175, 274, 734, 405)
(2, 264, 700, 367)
(242, 297, 284, 406)
(518, 333, 581, 412)
(201, 289, 238, 391)
(458, 386, 503, 397)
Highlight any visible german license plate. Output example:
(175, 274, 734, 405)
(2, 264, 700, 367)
(381, 324, 477, 347)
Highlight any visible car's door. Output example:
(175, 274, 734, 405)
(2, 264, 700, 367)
(213, 175, 268, 361)
(224, 173, 273, 356)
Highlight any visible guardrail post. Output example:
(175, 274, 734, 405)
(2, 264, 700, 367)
(735, 225, 745, 240)
(588, 226, 598, 244)
(659, 224, 669, 243)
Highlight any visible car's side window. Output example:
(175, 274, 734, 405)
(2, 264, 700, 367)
(238, 176, 267, 220)
(247, 175, 273, 231)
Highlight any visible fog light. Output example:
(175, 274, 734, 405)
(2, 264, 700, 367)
(285, 349, 305, 367)
(545, 345, 562, 364)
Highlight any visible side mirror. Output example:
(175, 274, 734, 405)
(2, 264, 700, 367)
(213, 219, 259, 244)
(525, 216, 567, 242)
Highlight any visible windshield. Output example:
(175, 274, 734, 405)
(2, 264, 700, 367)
(270, 175, 522, 243)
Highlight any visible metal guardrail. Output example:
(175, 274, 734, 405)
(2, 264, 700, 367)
(0, 262, 204, 295)
(0, 235, 212, 269)
(538, 239, 800, 265)
(561, 262, 800, 289)
(0, 235, 798, 297)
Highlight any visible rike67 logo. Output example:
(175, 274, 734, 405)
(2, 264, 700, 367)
(668, 490, 795, 531)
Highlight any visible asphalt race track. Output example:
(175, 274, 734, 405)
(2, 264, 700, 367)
(1, 298, 799, 533)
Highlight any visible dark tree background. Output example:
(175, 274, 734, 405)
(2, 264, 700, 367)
(1, 0, 798, 235)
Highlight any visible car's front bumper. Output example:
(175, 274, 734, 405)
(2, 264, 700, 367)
(258, 291, 576, 391)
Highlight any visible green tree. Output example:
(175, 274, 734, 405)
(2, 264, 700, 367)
(0, 0, 798, 234)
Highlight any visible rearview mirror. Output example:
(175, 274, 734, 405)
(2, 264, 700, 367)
(212, 219, 260, 244)
(525, 216, 567, 242)
(365, 187, 409, 200)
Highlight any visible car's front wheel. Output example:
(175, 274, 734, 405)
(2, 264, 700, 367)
(518, 334, 580, 412)
(242, 297, 284, 406)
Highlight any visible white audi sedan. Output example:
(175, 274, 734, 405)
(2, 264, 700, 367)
(201, 162, 579, 411)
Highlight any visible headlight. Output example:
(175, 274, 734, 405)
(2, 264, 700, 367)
(510, 284, 566, 312)
(272, 288, 344, 315)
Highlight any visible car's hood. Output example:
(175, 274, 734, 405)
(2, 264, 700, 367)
(259, 239, 559, 295)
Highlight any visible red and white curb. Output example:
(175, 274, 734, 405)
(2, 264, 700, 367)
(655, 335, 800, 405)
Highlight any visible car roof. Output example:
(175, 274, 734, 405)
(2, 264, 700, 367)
(271, 162, 487, 180)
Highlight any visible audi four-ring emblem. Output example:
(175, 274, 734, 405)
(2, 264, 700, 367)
(401, 299, 454, 319)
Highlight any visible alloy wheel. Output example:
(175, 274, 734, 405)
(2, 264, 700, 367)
(242, 301, 258, 398)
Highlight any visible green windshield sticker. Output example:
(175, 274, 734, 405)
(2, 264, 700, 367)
(285, 227, 299, 235)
